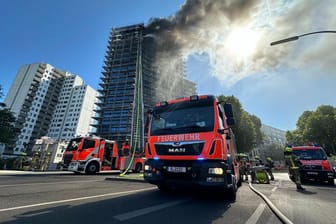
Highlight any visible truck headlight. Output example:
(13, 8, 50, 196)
(208, 168, 224, 175)
(144, 165, 151, 171)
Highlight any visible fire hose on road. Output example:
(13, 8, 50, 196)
(248, 181, 293, 224)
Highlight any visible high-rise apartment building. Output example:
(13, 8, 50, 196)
(94, 23, 196, 151)
(4, 63, 98, 154)
(47, 75, 98, 142)
(5, 63, 65, 154)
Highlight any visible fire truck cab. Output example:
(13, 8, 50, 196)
(143, 95, 240, 200)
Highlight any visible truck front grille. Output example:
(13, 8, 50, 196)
(155, 141, 204, 156)
(302, 165, 322, 170)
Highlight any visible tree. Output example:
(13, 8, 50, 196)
(286, 105, 336, 154)
(257, 142, 284, 162)
(249, 114, 263, 146)
(0, 85, 18, 145)
(286, 129, 305, 146)
(217, 95, 263, 153)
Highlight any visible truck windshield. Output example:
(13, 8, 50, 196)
(293, 148, 327, 160)
(150, 100, 214, 135)
(66, 138, 82, 151)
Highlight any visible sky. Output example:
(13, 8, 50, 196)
(1, 0, 336, 131)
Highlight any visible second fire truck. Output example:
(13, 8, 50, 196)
(61, 136, 144, 174)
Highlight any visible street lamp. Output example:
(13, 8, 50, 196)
(270, 30, 336, 46)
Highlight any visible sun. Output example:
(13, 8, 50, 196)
(226, 27, 258, 60)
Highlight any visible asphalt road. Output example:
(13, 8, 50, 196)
(251, 173, 336, 224)
(0, 171, 335, 224)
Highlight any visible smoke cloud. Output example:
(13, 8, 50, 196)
(146, 0, 336, 90)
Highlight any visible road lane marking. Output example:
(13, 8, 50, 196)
(0, 187, 156, 212)
(278, 180, 283, 188)
(245, 203, 266, 224)
(271, 187, 277, 192)
(19, 210, 51, 217)
(114, 199, 190, 221)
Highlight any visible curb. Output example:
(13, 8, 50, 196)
(105, 174, 146, 183)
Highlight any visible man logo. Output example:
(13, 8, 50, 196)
(168, 148, 186, 153)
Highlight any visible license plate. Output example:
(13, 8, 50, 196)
(167, 166, 186, 173)
(307, 172, 318, 175)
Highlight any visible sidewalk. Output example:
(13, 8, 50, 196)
(0, 170, 74, 175)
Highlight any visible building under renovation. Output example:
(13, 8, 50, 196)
(94, 23, 196, 151)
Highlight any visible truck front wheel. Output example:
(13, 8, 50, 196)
(85, 162, 99, 174)
(133, 163, 142, 173)
(328, 179, 335, 185)
(225, 175, 237, 201)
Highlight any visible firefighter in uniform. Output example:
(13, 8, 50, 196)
(284, 145, 305, 190)
(120, 141, 131, 173)
(238, 153, 249, 181)
(254, 155, 264, 166)
(265, 157, 275, 181)
(122, 141, 130, 156)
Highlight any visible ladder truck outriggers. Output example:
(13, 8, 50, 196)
(143, 95, 241, 200)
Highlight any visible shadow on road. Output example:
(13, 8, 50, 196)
(1, 188, 234, 224)
(301, 179, 335, 188)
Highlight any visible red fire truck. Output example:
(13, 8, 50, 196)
(143, 95, 241, 200)
(291, 145, 335, 185)
(61, 136, 144, 174)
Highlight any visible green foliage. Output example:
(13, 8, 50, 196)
(286, 105, 336, 154)
(0, 84, 18, 145)
(259, 142, 284, 161)
(250, 114, 263, 146)
(0, 108, 17, 144)
(217, 95, 263, 153)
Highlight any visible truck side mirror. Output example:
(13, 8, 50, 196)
(145, 109, 153, 131)
(223, 103, 235, 126)
(227, 117, 235, 126)
(224, 103, 234, 118)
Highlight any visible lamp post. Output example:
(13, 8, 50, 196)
(270, 30, 336, 46)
